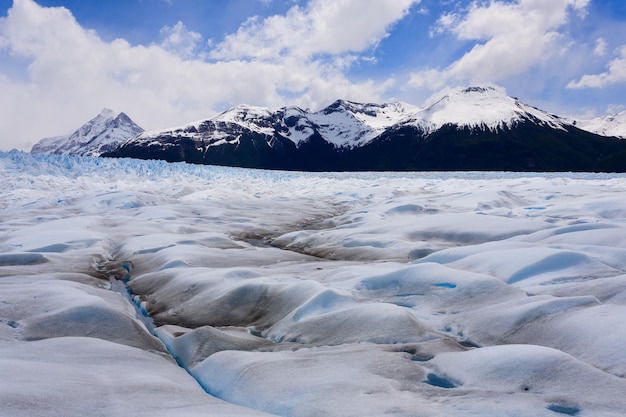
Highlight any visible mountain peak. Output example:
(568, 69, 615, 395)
(31, 110, 143, 157)
(216, 104, 272, 118)
(460, 86, 498, 94)
(98, 108, 116, 118)
(105, 86, 626, 171)
(320, 99, 419, 120)
(571, 110, 626, 138)
(441, 86, 508, 102)
(324, 99, 361, 111)
(412, 86, 564, 133)
(122, 87, 572, 154)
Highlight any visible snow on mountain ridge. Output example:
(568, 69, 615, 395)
(213, 104, 276, 136)
(309, 99, 422, 147)
(136, 104, 279, 150)
(31, 109, 144, 157)
(135, 98, 424, 149)
(572, 110, 626, 138)
(74, 108, 116, 141)
(132, 87, 570, 151)
(29, 135, 67, 154)
(301, 100, 419, 147)
(32, 87, 622, 161)
(402, 86, 567, 133)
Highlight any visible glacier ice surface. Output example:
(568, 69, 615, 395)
(1, 150, 626, 416)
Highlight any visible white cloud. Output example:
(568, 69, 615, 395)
(210, 0, 418, 60)
(159, 21, 203, 59)
(429, 12, 459, 37)
(567, 45, 626, 89)
(593, 37, 607, 57)
(410, 0, 590, 89)
(607, 104, 626, 115)
(0, 0, 417, 150)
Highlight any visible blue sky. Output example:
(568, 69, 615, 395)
(1, 0, 625, 150)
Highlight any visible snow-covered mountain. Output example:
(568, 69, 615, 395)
(134, 99, 421, 151)
(304, 100, 421, 147)
(31, 109, 144, 157)
(401, 86, 567, 133)
(571, 110, 626, 138)
(116, 87, 566, 151)
(103, 87, 626, 171)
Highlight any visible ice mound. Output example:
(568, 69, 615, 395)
(266, 300, 440, 344)
(426, 344, 626, 413)
(193, 342, 626, 417)
(0, 253, 47, 266)
(129, 268, 327, 328)
(0, 278, 164, 350)
(0, 337, 274, 417)
(156, 325, 275, 369)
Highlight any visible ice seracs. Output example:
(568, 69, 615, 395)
(31, 108, 144, 157)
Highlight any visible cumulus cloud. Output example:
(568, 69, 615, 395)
(593, 37, 607, 57)
(0, 0, 417, 150)
(567, 45, 626, 89)
(409, 0, 590, 90)
(210, 0, 417, 61)
(159, 21, 203, 59)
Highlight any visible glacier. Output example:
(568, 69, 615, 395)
(1, 150, 626, 417)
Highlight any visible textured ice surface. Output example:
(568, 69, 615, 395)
(1, 151, 626, 416)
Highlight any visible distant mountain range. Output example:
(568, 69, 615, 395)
(570, 111, 626, 138)
(31, 87, 626, 171)
(31, 109, 144, 157)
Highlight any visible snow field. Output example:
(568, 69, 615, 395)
(1, 151, 626, 416)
